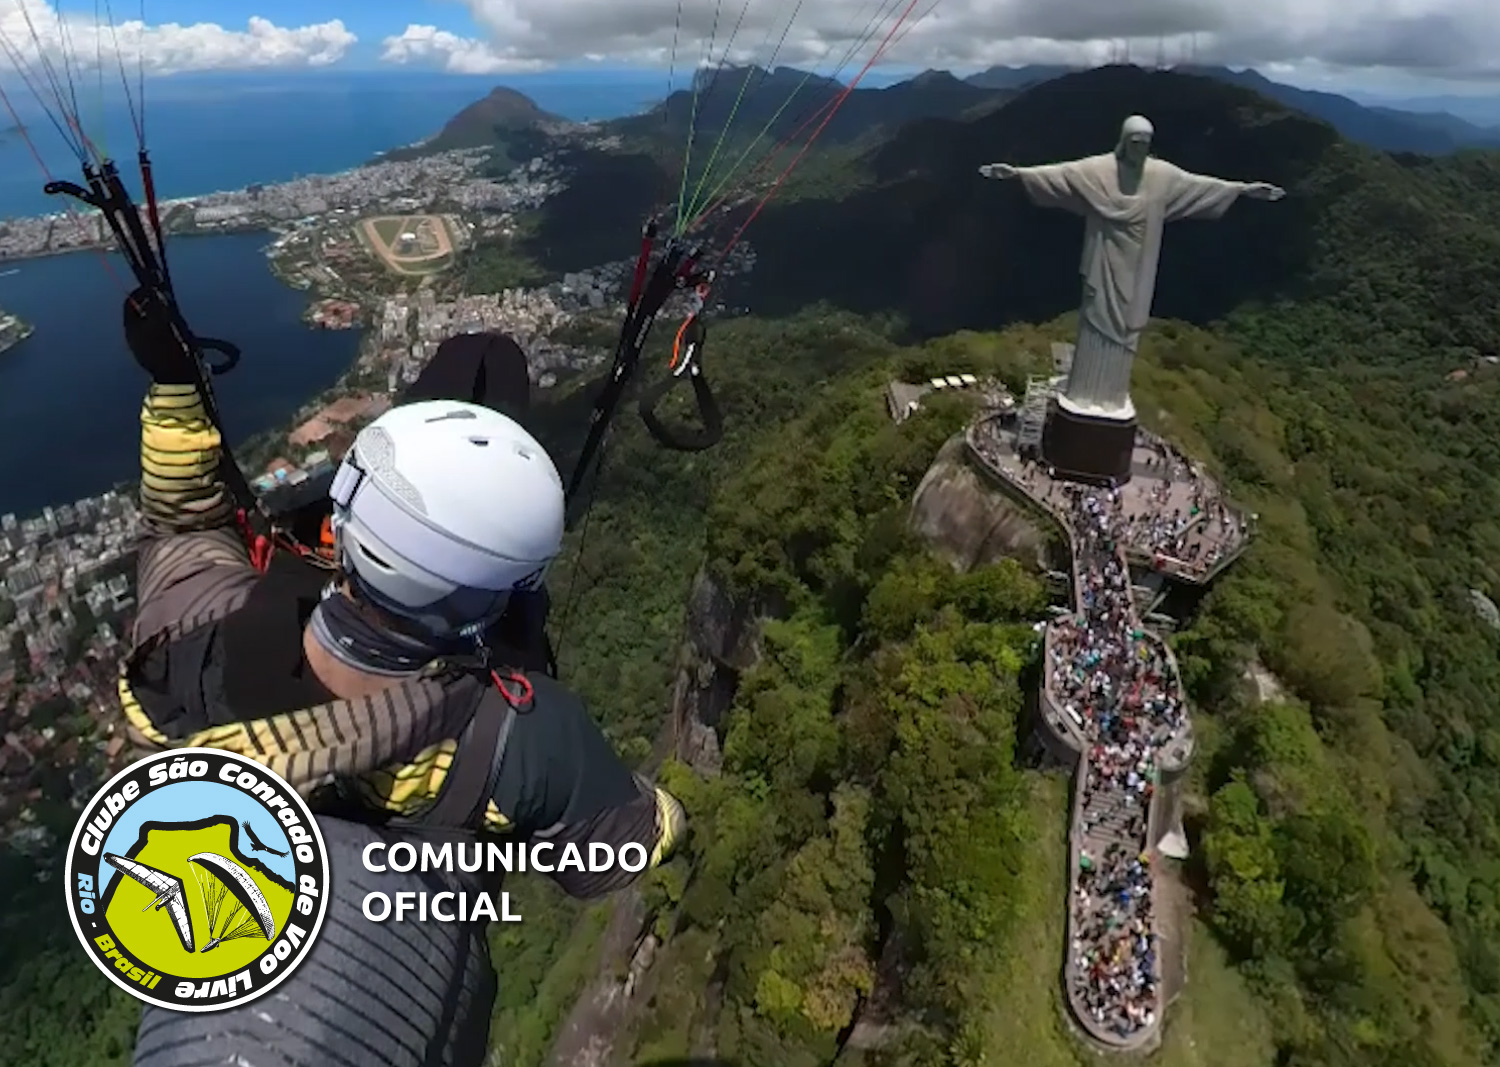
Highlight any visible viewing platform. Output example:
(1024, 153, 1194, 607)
(1000, 373, 1255, 587)
(963, 408, 1250, 1052)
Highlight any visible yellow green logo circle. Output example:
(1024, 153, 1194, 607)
(64, 748, 330, 1013)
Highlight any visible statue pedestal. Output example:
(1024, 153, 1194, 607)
(1042, 402, 1136, 484)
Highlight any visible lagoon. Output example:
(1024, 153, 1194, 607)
(0, 232, 360, 518)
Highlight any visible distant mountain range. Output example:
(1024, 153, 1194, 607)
(968, 64, 1500, 154)
(421, 61, 1500, 176)
(614, 65, 1011, 148)
(1348, 92, 1500, 130)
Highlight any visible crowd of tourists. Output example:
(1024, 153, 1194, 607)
(1127, 436, 1249, 577)
(968, 416, 1250, 581)
(964, 415, 1206, 1040)
(1050, 485, 1184, 1040)
(1071, 842, 1160, 1038)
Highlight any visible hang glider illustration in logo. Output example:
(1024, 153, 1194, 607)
(103, 852, 195, 953)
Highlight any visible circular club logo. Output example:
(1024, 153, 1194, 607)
(64, 748, 330, 1013)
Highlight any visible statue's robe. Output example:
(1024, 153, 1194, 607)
(1015, 153, 1246, 420)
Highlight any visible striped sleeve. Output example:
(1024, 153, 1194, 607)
(132, 383, 258, 645)
(139, 383, 235, 532)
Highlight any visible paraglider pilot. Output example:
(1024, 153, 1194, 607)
(115, 286, 685, 898)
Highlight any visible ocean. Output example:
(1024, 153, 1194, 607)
(0, 69, 669, 220)
(0, 69, 672, 519)
(0, 233, 360, 518)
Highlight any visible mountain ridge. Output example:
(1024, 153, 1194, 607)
(612, 63, 1013, 149)
(381, 85, 569, 162)
(715, 64, 1500, 368)
(411, 60, 1496, 175)
(967, 63, 1500, 153)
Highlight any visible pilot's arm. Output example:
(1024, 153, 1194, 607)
(488, 677, 686, 898)
(125, 289, 259, 646)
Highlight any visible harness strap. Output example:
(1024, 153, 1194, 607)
(403, 673, 532, 830)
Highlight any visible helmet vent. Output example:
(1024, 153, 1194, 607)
(357, 542, 394, 572)
(468, 436, 490, 447)
(359, 426, 426, 514)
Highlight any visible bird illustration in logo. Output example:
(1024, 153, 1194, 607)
(241, 819, 288, 857)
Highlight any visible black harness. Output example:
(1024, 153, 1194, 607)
(215, 547, 557, 834)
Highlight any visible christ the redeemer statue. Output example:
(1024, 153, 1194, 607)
(981, 115, 1284, 428)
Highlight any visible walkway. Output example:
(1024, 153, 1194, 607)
(965, 413, 1237, 1052)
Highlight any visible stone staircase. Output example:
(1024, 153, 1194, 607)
(1081, 783, 1144, 855)
(1057, 512, 1170, 1052)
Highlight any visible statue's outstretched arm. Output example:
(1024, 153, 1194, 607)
(1240, 180, 1286, 201)
(986, 158, 1094, 215)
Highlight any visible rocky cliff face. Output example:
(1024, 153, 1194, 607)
(550, 567, 764, 1067)
(910, 435, 1052, 572)
(550, 431, 1053, 1065)
(670, 568, 773, 775)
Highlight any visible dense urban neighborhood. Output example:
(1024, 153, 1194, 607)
(0, 149, 531, 260)
(0, 490, 141, 859)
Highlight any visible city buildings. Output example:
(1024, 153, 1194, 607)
(0, 489, 141, 845)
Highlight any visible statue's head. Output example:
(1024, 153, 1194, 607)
(1115, 115, 1153, 167)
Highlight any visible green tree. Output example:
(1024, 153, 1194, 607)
(1203, 778, 1287, 959)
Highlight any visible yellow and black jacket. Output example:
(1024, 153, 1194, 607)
(119, 382, 682, 896)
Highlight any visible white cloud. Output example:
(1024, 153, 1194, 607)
(377, 0, 1500, 84)
(0, 1, 356, 76)
(380, 24, 548, 75)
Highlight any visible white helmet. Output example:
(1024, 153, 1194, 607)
(327, 400, 564, 637)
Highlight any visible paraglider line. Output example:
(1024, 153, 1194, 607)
(663, 0, 685, 135)
(674, 0, 726, 233)
(14, 0, 96, 162)
(675, 0, 757, 233)
(104, 0, 144, 145)
(0, 78, 128, 290)
(716, 0, 926, 267)
(0, 22, 85, 162)
(681, 0, 806, 227)
(685, 0, 908, 231)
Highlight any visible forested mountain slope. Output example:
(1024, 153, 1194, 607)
(531, 67, 1500, 1067)
(741, 65, 1500, 356)
(577, 309, 1500, 1067)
